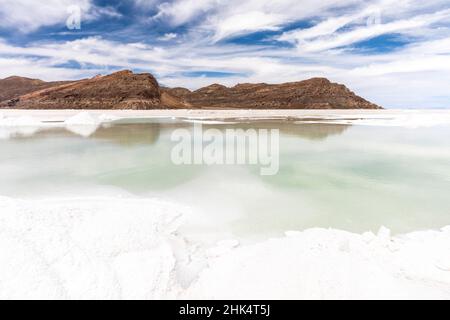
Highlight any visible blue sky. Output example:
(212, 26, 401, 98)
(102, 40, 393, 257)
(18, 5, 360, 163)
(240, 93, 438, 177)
(0, 0, 450, 108)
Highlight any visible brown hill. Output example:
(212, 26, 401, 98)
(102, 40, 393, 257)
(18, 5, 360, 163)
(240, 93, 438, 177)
(1, 70, 381, 109)
(164, 78, 381, 109)
(4, 70, 188, 109)
(0, 76, 70, 106)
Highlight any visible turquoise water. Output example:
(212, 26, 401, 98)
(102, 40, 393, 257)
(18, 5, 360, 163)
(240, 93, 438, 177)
(1, 118, 450, 237)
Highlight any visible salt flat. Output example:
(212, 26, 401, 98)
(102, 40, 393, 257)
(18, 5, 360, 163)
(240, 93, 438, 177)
(1, 109, 450, 128)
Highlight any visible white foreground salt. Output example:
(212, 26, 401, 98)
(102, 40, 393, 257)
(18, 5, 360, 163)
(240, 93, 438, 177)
(0, 196, 449, 300)
(0, 196, 186, 299)
(185, 228, 450, 300)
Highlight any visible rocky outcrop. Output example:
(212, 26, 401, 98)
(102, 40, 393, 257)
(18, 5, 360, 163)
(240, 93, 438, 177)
(0, 76, 70, 106)
(2, 70, 189, 110)
(165, 78, 381, 109)
(1, 70, 381, 109)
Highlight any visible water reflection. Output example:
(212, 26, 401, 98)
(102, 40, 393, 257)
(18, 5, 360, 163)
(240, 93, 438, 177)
(202, 121, 350, 141)
(0, 125, 41, 140)
(0, 118, 350, 144)
(92, 123, 161, 145)
(0, 122, 161, 145)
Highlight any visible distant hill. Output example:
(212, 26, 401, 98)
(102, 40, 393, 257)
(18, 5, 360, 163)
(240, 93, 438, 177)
(1, 70, 381, 109)
(1, 71, 189, 109)
(0, 76, 71, 105)
(164, 78, 381, 109)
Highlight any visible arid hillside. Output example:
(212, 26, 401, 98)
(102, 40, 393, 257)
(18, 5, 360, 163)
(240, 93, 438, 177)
(1, 71, 381, 109)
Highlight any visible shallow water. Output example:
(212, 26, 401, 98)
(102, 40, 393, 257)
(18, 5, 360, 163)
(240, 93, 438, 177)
(1, 117, 450, 240)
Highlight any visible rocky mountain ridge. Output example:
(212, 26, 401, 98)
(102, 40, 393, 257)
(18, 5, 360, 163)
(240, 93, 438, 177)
(0, 70, 382, 109)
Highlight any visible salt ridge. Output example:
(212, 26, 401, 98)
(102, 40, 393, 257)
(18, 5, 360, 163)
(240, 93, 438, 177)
(0, 112, 117, 138)
(2, 110, 450, 129)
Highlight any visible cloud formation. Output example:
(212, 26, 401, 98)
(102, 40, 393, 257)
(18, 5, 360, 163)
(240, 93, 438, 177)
(0, 0, 120, 32)
(0, 0, 449, 108)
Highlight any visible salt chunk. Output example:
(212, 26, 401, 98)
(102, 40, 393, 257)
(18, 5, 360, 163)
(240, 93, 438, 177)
(98, 114, 120, 122)
(0, 116, 41, 127)
(217, 240, 240, 248)
(65, 112, 100, 137)
(285, 231, 302, 237)
(65, 112, 98, 125)
(435, 258, 450, 271)
(338, 239, 350, 253)
(362, 232, 376, 243)
(206, 240, 240, 257)
(377, 226, 391, 242)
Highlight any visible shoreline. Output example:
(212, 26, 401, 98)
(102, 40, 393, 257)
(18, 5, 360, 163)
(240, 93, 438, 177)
(1, 109, 450, 129)
(0, 108, 447, 118)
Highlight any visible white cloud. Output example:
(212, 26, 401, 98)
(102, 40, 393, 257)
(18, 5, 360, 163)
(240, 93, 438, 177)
(2, 32, 450, 107)
(155, 0, 218, 26)
(132, 0, 160, 10)
(0, 0, 120, 32)
(1, 0, 450, 108)
(0, 56, 96, 80)
(150, 0, 450, 45)
(157, 33, 178, 41)
(153, 0, 363, 41)
(281, 7, 450, 52)
(210, 11, 283, 42)
(277, 3, 391, 43)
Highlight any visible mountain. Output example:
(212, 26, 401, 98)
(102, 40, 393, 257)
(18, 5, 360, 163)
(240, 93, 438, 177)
(1, 70, 381, 109)
(0, 76, 70, 105)
(164, 78, 381, 109)
(2, 71, 189, 109)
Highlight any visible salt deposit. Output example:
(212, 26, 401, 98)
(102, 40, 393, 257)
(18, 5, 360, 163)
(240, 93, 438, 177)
(98, 113, 120, 122)
(184, 227, 450, 300)
(64, 112, 99, 126)
(0, 115, 42, 139)
(65, 124, 100, 137)
(2, 109, 450, 129)
(64, 112, 101, 137)
(0, 196, 187, 299)
(0, 115, 41, 127)
(0, 195, 449, 300)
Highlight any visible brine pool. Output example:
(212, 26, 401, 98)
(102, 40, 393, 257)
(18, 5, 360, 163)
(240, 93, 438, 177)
(1, 116, 450, 243)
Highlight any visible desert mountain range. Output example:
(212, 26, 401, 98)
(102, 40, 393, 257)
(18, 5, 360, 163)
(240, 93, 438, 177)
(0, 70, 381, 109)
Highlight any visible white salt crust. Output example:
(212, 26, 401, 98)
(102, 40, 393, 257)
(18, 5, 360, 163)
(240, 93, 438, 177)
(0, 196, 449, 300)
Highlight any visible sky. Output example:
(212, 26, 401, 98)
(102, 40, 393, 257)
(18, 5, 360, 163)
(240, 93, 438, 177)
(0, 0, 450, 108)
